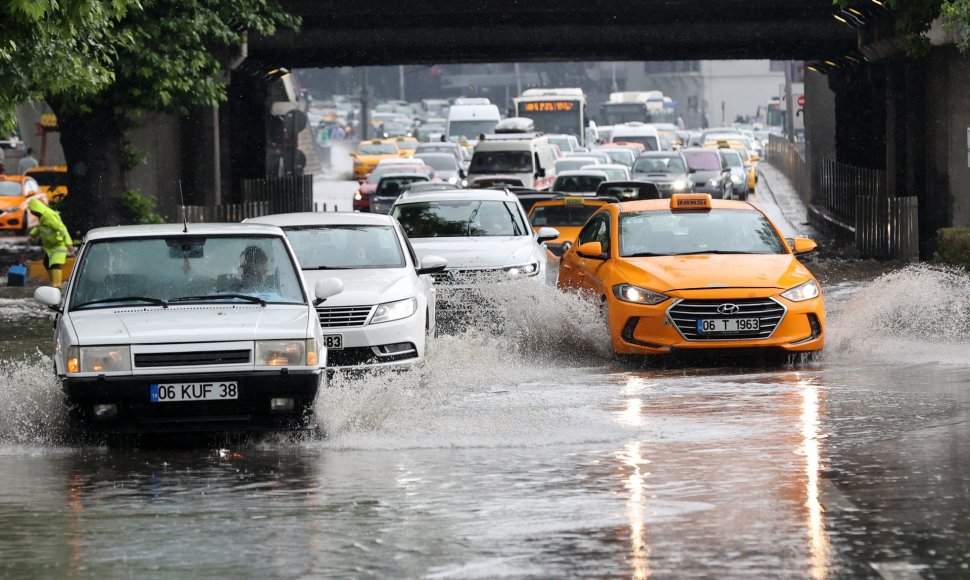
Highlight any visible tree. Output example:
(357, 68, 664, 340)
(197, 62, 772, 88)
(847, 0, 970, 56)
(43, 0, 298, 232)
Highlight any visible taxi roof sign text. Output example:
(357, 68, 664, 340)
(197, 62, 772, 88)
(670, 193, 712, 210)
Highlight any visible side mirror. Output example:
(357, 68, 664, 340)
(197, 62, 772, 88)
(417, 255, 448, 275)
(536, 227, 560, 244)
(791, 238, 818, 255)
(687, 168, 697, 174)
(34, 286, 62, 308)
(577, 241, 607, 260)
(313, 278, 344, 305)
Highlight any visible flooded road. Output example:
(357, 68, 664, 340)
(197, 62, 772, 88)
(3, 175, 970, 577)
(3, 264, 970, 577)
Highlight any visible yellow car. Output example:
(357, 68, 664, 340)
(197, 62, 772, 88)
(350, 140, 404, 180)
(528, 196, 612, 257)
(0, 175, 48, 234)
(704, 139, 758, 192)
(384, 136, 419, 156)
(24, 165, 68, 202)
(558, 194, 824, 358)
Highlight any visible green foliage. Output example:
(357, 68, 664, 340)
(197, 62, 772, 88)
(120, 140, 148, 171)
(934, 227, 970, 269)
(121, 189, 165, 224)
(837, 0, 970, 55)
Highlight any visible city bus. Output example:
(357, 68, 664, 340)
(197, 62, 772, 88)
(513, 88, 588, 147)
(599, 91, 679, 126)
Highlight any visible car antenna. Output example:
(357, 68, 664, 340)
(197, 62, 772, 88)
(178, 180, 188, 233)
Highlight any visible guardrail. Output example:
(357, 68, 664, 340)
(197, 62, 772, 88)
(856, 196, 919, 261)
(820, 157, 887, 224)
(765, 134, 810, 208)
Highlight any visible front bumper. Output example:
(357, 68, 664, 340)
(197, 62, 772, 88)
(62, 370, 321, 433)
(0, 208, 26, 231)
(607, 291, 824, 356)
(320, 311, 424, 369)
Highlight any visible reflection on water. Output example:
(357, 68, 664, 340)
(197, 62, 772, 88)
(623, 441, 650, 579)
(800, 376, 831, 579)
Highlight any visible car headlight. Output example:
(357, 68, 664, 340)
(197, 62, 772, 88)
(460, 179, 468, 187)
(256, 340, 306, 366)
(671, 179, 687, 190)
(504, 262, 539, 277)
(79, 346, 131, 373)
(371, 298, 417, 324)
(447, 176, 458, 184)
(708, 178, 720, 186)
(780, 280, 820, 302)
(354, 191, 363, 200)
(731, 175, 742, 183)
(612, 284, 669, 305)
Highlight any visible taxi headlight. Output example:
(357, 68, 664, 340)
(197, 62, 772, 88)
(781, 280, 820, 302)
(80, 346, 131, 373)
(672, 179, 688, 190)
(612, 284, 669, 305)
(371, 298, 417, 324)
(504, 262, 539, 277)
(256, 340, 306, 366)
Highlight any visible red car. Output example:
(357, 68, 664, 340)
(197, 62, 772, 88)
(354, 163, 436, 212)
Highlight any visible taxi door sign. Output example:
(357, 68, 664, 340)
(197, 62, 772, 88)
(670, 193, 712, 210)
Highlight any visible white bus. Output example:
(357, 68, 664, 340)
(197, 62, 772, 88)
(600, 91, 678, 126)
(513, 88, 588, 147)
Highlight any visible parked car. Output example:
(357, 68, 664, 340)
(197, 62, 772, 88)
(33, 223, 333, 432)
(246, 212, 447, 369)
(0, 175, 47, 234)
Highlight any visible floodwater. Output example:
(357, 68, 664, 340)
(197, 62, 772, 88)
(3, 261, 970, 578)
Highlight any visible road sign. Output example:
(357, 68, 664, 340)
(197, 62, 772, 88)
(797, 95, 805, 108)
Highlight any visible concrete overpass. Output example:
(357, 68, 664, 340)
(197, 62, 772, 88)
(250, 0, 857, 66)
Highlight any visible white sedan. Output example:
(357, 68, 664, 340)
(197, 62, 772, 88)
(247, 212, 447, 369)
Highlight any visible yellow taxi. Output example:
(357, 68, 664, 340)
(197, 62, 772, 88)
(384, 136, 419, 156)
(528, 196, 612, 257)
(0, 175, 49, 234)
(350, 139, 405, 180)
(24, 165, 69, 202)
(558, 194, 824, 358)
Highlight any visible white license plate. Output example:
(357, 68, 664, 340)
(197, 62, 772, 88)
(697, 318, 760, 333)
(150, 381, 238, 403)
(323, 334, 343, 350)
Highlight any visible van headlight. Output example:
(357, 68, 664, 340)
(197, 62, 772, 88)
(672, 179, 687, 191)
(79, 346, 131, 373)
(781, 280, 820, 302)
(504, 262, 539, 277)
(371, 298, 417, 324)
(256, 340, 306, 366)
(612, 284, 669, 305)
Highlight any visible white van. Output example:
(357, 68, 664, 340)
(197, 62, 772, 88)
(610, 122, 663, 151)
(467, 124, 557, 190)
(33, 223, 340, 433)
(445, 102, 501, 147)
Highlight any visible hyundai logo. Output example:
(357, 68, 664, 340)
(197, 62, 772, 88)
(717, 303, 740, 315)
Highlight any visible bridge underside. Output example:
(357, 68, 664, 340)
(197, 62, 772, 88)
(252, 0, 858, 67)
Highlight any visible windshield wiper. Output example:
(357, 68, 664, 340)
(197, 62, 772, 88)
(673, 250, 768, 256)
(308, 266, 341, 270)
(625, 252, 667, 257)
(73, 296, 168, 309)
(169, 293, 266, 306)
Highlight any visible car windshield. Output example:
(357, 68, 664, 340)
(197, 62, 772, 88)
(468, 151, 534, 174)
(619, 210, 787, 257)
(555, 159, 598, 173)
(366, 166, 421, 184)
(393, 200, 527, 237)
(546, 136, 574, 152)
(283, 225, 405, 269)
(554, 174, 607, 193)
(359, 143, 398, 155)
(69, 235, 305, 310)
(530, 204, 601, 227)
(600, 150, 634, 165)
(682, 151, 722, 171)
(448, 120, 498, 140)
(0, 182, 24, 196)
(633, 156, 685, 174)
(584, 166, 627, 181)
(416, 154, 458, 171)
(25, 171, 67, 187)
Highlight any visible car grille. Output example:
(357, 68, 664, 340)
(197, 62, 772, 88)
(316, 305, 374, 328)
(134, 350, 251, 368)
(667, 298, 785, 341)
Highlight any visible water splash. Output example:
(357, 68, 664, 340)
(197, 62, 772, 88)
(0, 352, 69, 447)
(826, 264, 970, 365)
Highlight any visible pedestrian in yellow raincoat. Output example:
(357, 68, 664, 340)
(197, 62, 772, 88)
(27, 198, 74, 286)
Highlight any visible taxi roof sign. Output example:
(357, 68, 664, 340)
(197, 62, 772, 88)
(670, 193, 712, 210)
(563, 196, 586, 206)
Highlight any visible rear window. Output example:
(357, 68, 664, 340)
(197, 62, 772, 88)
(529, 204, 601, 227)
(682, 151, 722, 171)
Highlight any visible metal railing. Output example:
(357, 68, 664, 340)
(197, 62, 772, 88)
(241, 176, 314, 214)
(856, 196, 919, 261)
(179, 201, 270, 223)
(820, 157, 887, 224)
(765, 134, 810, 208)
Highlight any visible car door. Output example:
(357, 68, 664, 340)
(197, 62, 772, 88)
(563, 212, 611, 297)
